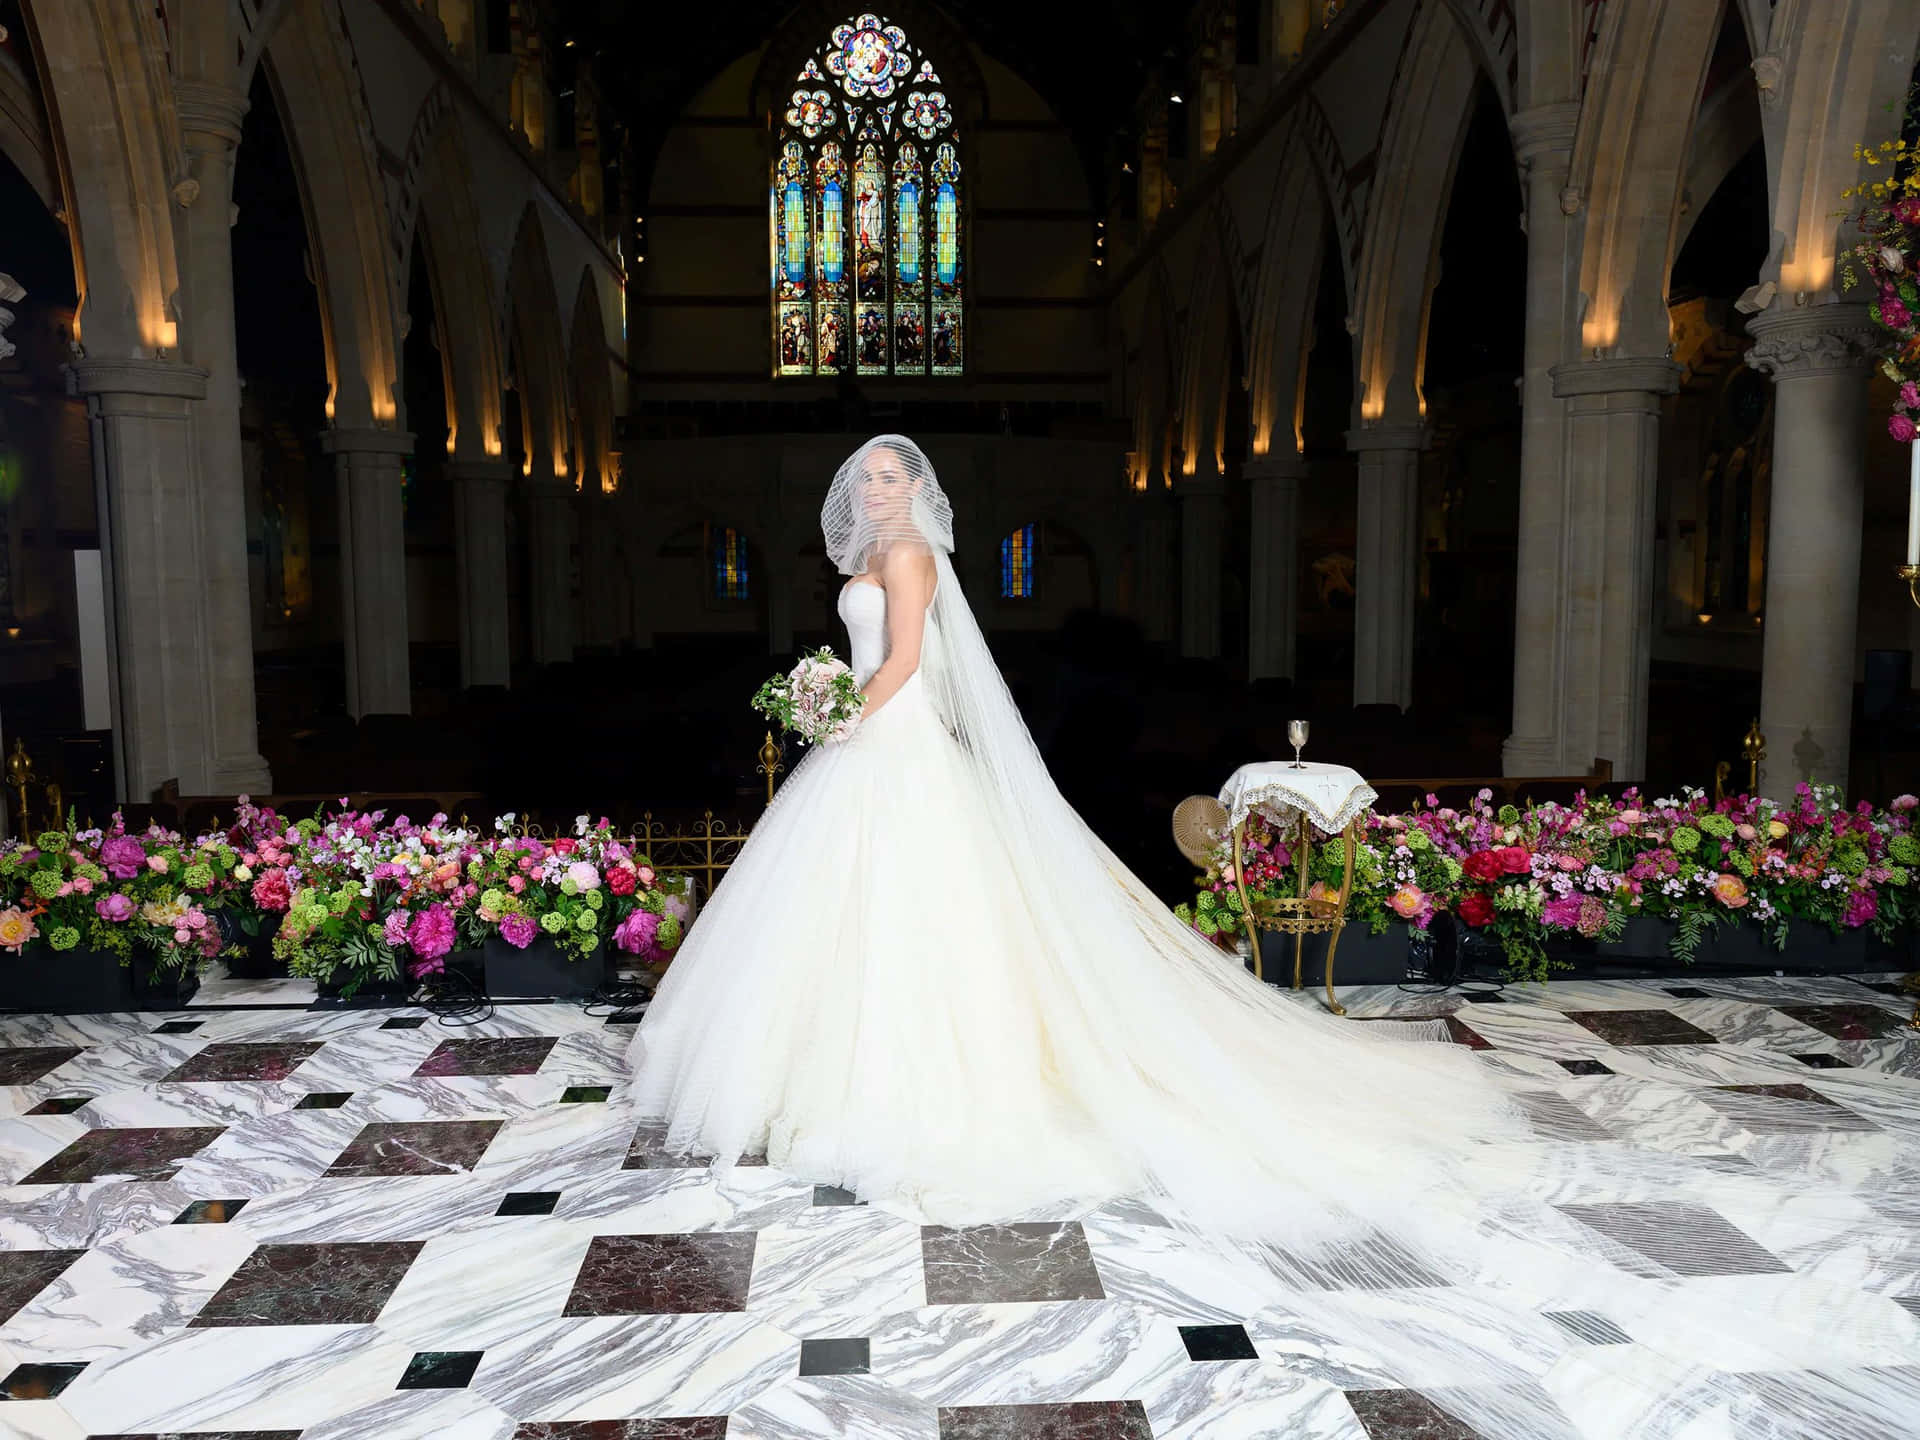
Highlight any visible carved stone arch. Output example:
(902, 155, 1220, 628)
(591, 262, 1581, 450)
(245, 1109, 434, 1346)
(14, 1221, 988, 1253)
(1295, 92, 1363, 306)
(1175, 224, 1241, 479)
(570, 267, 616, 490)
(1245, 133, 1329, 457)
(1512, 0, 1581, 107)
(391, 81, 459, 297)
(1351, 0, 1479, 427)
(1133, 260, 1179, 487)
(416, 116, 505, 461)
(0, 40, 56, 209)
(1435, 0, 1520, 111)
(503, 202, 573, 479)
(262, 0, 403, 429)
(750, 1, 990, 130)
(1206, 194, 1255, 357)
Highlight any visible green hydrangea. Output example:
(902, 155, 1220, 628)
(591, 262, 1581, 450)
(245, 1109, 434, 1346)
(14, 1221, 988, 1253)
(657, 916, 682, 949)
(1697, 814, 1735, 839)
(1889, 865, 1911, 886)
(560, 877, 579, 896)
(328, 887, 357, 914)
(1731, 851, 1754, 877)
(1671, 827, 1701, 853)
(183, 864, 214, 890)
(1195, 891, 1218, 913)
(48, 926, 79, 951)
(540, 910, 566, 935)
(1406, 829, 1431, 852)
(29, 868, 64, 899)
(35, 831, 68, 853)
(1836, 843, 1868, 877)
(480, 888, 506, 913)
(1438, 854, 1463, 883)
(585, 890, 604, 911)
(575, 911, 597, 932)
(77, 861, 105, 884)
(1892, 834, 1920, 866)
(294, 819, 321, 840)
(1497, 804, 1519, 827)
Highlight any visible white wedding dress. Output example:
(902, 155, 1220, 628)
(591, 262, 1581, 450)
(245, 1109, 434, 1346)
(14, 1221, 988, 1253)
(629, 439, 1919, 1438)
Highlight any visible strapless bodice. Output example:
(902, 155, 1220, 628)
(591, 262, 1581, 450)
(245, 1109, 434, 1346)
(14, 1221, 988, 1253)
(838, 581, 889, 685)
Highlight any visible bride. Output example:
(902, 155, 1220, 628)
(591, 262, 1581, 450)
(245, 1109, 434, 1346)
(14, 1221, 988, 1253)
(630, 436, 1916, 1438)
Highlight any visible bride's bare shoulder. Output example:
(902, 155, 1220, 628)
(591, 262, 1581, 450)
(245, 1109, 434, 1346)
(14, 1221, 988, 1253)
(879, 545, 937, 598)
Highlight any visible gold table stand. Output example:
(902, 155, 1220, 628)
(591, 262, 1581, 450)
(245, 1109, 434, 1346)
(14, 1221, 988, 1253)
(1230, 811, 1362, 1017)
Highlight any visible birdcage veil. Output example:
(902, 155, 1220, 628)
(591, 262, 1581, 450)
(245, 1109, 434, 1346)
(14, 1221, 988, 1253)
(821, 434, 955, 577)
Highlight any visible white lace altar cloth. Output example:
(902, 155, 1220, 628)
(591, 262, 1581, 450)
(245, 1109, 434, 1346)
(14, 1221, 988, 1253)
(1219, 761, 1378, 833)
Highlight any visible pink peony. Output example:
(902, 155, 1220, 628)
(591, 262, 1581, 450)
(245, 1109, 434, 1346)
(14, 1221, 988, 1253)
(407, 905, 456, 962)
(1735, 823, 1758, 841)
(606, 865, 637, 897)
(1892, 413, 1918, 444)
(614, 908, 662, 956)
(566, 860, 601, 891)
(1388, 885, 1425, 920)
(383, 911, 411, 948)
(1710, 873, 1749, 910)
(498, 911, 539, 949)
(1844, 888, 1879, 929)
(99, 835, 147, 880)
(94, 893, 135, 923)
(1884, 297, 1912, 331)
(1892, 794, 1918, 813)
(1902, 382, 1920, 411)
(251, 868, 292, 912)
(636, 865, 656, 888)
(1542, 895, 1583, 930)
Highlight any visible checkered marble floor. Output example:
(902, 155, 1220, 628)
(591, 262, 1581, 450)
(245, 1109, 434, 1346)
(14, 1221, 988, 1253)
(0, 968, 1917, 1438)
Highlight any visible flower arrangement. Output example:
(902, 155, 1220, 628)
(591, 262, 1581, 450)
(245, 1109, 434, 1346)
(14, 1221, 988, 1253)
(1841, 112, 1920, 437)
(1179, 785, 1919, 984)
(754, 648, 865, 745)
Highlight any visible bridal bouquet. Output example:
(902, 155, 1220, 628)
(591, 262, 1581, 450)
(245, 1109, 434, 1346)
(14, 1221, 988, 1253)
(753, 648, 865, 745)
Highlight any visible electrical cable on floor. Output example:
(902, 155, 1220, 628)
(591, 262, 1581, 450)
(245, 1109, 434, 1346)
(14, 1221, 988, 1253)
(586, 970, 654, 1018)
(412, 964, 494, 1026)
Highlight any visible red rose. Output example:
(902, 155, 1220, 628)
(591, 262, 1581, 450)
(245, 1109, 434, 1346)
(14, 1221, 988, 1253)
(606, 866, 637, 897)
(1462, 852, 1504, 882)
(1494, 845, 1532, 876)
(553, 838, 578, 856)
(1457, 893, 1496, 927)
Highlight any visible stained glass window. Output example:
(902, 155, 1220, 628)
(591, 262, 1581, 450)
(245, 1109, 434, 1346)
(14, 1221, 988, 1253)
(1000, 525, 1035, 598)
(773, 12, 962, 377)
(712, 525, 751, 600)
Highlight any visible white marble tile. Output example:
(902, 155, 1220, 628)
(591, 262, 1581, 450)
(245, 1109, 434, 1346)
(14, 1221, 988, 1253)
(339, 1073, 560, 1122)
(188, 972, 320, 1007)
(1140, 1361, 1365, 1440)
(230, 1173, 510, 1243)
(0, 1013, 149, 1048)
(166, 1108, 363, 1195)
(746, 1203, 928, 1335)
(555, 1164, 816, 1235)
(729, 1374, 942, 1440)
(0, 1113, 91, 1185)
(0, 1179, 191, 1248)
(299, 1387, 518, 1440)
(371, 1222, 596, 1348)
(25, 1033, 206, 1092)
(1078, 1206, 1285, 1323)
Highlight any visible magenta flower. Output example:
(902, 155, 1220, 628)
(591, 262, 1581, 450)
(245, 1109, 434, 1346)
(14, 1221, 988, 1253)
(1844, 889, 1879, 929)
(614, 909, 662, 956)
(407, 905, 456, 961)
(99, 835, 147, 880)
(498, 912, 539, 949)
(1883, 297, 1912, 331)
(93, 893, 135, 923)
(1893, 413, 1918, 444)
(383, 910, 411, 949)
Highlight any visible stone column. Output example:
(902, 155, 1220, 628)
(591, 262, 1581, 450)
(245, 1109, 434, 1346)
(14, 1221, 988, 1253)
(448, 456, 512, 689)
(1245, 452, 1305, 681)
(167, 80, 273, 791)
(74, 359, 271, 798)
(1504, 103, 1581, 775)
(1548, 357, 1680, 781)
(525, 458, 575, 666)
(323, 427, 415, 717)
(1346, 425, 1424, 709)
(1134, 490, 1178, 646)
(1748, 304, 1874, 799)
(1179, 476, 1227, 659)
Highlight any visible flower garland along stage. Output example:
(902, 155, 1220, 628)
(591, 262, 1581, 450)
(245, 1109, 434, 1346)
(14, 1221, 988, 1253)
(1177, 785, 1920, 984)
(0, 801, 693, 1003)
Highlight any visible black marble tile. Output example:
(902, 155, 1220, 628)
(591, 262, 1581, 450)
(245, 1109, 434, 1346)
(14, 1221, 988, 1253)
(1516, 1091, 1613, 1142)
(151, 1020, 205, 1035)
(25, 1094, 92, 1114)
(1776, 1003, 1909, 1042)
(190, 1240, 425, 1326)
(0, 1249, 84, 1323)
(1557, 1201, 1791, 1277)
(0, 1046, 81, 1085)
(510, 1421, 728, 1439)
(563, 1232, 757, 1316)
(1894, 1295, 1920, 1322)
(414, 1037, 556, 1077)
(323, 1120, 504, 1178)
(1793, 1052, 1852, 1069)
(20, 1126, 227, 1185)
(0, 1361, 87, 1400)
(937, 1400, 1152, 1439)
(623, 1121, 767, 1169)
(497, 1190, 561, 1216)
(921, 1221, 1105, 1305)
(398, 1349, 484, 1389)
(1565, 1009, 1719, 1046)
(1850, 979, 1910, 995)
(380, 1016, 429, 1030)
(1343, 1388, 1483, 1439)
(1544, 1309, 1632, 1345)
(797, 1336, 870, 1376)
(174, 1198, 250, 1225)
(1179, 1323, 1258, 1361)
(1662, 986, 1713, 999)
(1701, 1082, 1879, 1132)
(163, 1041, 325, 1083)
(561, 1085, 612, 1103)
(1556, 1058, 1614, 1076)
(603, 1009, 648, 1026)
(295, 1091, 354, 1109)
(813, 1184, 864, 1206)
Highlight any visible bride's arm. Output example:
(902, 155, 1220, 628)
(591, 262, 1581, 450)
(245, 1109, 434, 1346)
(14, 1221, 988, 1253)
(858, 548, 938, 720)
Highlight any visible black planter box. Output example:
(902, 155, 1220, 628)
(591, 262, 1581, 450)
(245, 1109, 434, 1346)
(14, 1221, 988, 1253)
(1253, 922, 1418, 988)
(0, 947, 197, 1013)
(218, 910, 287, 980)
(484, 936, 608, 999)
(1774, 920, 1871, 974)
(1596, 916, 1680, 961)
(314, 970, 414, 1007)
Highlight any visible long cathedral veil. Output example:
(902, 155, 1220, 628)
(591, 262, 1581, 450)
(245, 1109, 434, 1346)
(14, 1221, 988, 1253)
(807, 435, 1920, 1438)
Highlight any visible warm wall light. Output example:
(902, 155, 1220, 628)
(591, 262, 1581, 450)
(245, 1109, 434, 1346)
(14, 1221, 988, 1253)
(155, 320, 177, 350)
(1169, 92, 1184, 104)
(1697, 612, 1713, 625)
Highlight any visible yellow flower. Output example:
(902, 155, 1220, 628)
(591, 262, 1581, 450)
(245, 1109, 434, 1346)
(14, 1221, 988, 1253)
(1767, 819, 1789, 840)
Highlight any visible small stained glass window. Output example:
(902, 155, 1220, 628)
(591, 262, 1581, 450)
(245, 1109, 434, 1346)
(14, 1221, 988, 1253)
(712, 525, 751, 600)
(1000, 524, 1035, 599)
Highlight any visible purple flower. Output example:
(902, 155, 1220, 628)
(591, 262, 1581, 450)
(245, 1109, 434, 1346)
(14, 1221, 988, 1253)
(1884, 297, 1912, 331)
(1541, 895, 1583, 930)
(1844, 889, 1879, 929)
(1901, 382, 1920, 411)
(99, 836, 147, 880)
(614, 909, 662, 956)
(93, 893, 135, 923)
(1893, 413, 1918, 444)
(383, 911, 410, 948)
(498, 911, 539, 949)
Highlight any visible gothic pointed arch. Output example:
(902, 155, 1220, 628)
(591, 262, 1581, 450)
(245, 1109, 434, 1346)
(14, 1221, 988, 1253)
(503, 202, 573, 482)
(1175, 223, 1242, 479)
(571, 268, 617, 492)
(1245, 135, 1330, 458)
(416, 119, 505, 461)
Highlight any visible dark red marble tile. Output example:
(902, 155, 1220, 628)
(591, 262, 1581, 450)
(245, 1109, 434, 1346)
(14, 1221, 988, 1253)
(1344, 1388, 1484, 1438)
(414, 1037, 557, 1077)
(0, 1046, 81, 1085)
(1776, 1003, 1908, 1042)
(190, 1241, 425, 1326)
(322, 1120, 503, 1178)
(0, 1249, 83, 1322)
(161, 1041, 325, 1083)
(19, 1126, 227, 1185)
(921, 1221, 1105, 1305)
(623, 1121, 767, 1170)
(561, 1232, 756, 1316)
(937, 1399, 1153, 1439)
(510, 1422, 729, 1439)
(1444, 1016, 1492, 1049)
(1564, 1009, 1718, 1046)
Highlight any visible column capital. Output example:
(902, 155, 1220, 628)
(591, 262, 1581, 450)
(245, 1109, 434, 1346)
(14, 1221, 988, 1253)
(68, 358, 209, 401)
(1550, 356, 1681, 399)
(1510, 103, 1580, 165)
(173, 81, 249, 147)
(1745, 302, 1876, 380)
(1345, 423, 1428, 452)
(321, 426, 415, 457)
